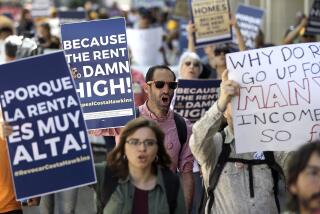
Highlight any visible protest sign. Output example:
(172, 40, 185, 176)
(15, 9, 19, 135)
(226, 42, 320, 153)
(126, 27, 163, 66)
(234, 4, 264, 49)
(61, 18, 135, 130)
(189, 0, 232, 48)
(306, 0, 320, 35)
(31, 0, 51, 17)
(57, 10, 86, 25)
(174, 79, 220, 123)
(0, 51, 95, 200)
(173, 0, 190, 19)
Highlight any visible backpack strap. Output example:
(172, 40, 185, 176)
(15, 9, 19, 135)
(161, 167, 180, 214)
(173, 112, 188, 152)
(97, 165, 118, 214)
(263, 151, 285, 213)
(135, 107, 140, 118)
(206, 130, 231, 214)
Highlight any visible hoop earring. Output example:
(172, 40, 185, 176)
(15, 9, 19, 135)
(123, 154, 127, 160)
(154, 155, 159, 162)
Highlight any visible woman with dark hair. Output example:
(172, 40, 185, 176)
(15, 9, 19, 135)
(95, 117, 186, 214)
(285, 142, 320, 214)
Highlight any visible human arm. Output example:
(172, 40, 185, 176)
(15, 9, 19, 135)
(186, 21, 196, 53)
(282, 17, 308, 44)
(174, 177, 187, 214)
(189, 70, 239, 174)
(230, 15, 246, 51)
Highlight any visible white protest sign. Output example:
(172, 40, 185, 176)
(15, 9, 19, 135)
(126, 27, 163, 66)
(31, 0, 51, 17)
(226, 42, 320, 153)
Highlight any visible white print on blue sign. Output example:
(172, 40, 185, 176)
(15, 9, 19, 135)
(174, 79, 221, 123)
(226, 42, 320, 153)
(306, 0, 320, 35)
(0, 51, 96, 200)
(61, 18, 135, 130)
(234, 4, 264, 49)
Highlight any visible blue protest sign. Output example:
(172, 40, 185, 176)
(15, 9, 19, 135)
(0, 51, 96, 200)
(61, 18, 135, 130)
(57, 10, 86, 25)
(235, 4, 264, 49)
(189, 0, 233, 48)
(306, 0, 320, 35)
(174, 79, 221, 123)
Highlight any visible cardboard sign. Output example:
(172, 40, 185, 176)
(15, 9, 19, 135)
(0, 51, 95, 200)
(306, 0, 320, 35)
(174, 79, 220, 123)
(189, 0, 232, 47)
(126, 27, 164, 66)
(61, 18, 135, 130)
(173, 0, 190, 19)
(234, 4, 264, 49)
(226, 42, 320, 153)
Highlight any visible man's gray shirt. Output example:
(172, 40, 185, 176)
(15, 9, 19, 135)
(190, 103, 291, 214)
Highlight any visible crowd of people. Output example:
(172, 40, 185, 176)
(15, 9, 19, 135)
(0, 1, 319, 214)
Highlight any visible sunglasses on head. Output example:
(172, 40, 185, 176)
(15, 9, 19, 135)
(147, 80, 178, 89)
(184, 61, 200, 67)
(214, 48, 230, 56)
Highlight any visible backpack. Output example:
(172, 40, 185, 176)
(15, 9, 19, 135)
(96, 165, 180, 214)
(198, 130, 285, 214)
(135, 107, 188, 153)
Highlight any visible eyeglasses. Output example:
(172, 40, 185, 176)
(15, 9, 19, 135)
(214, 48, 230, 56)
(147, 80, 178, 89)
(184, 61, 200, 67)
(126, 139, 157, 147)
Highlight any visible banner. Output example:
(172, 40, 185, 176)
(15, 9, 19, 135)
(174, 79, 220, 123)
(0, 51, 95, 200)
(126, 27, 163, 66)
(226, 42, 320, 153)
(57, 10, 86, 25)
(61, 18, 135, 130)
(234, 4, 264, 49)
(189, 0, 232, 47)
(31, 0, 51, 17)
(173, 0, 190, 19)
(306, 0, 320, 35)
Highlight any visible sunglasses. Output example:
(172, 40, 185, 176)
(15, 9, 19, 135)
(214, 48, 230, 56)
(184, 61, 200, 67)
(147, 80, 178, 89)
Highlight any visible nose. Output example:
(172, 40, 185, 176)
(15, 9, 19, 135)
(162, 83, 170, 93)
(137, 142, 147, 151)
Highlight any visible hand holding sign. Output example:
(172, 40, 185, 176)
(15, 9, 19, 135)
(217, 70, 240, 112)
(0, 120, 13, 140)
